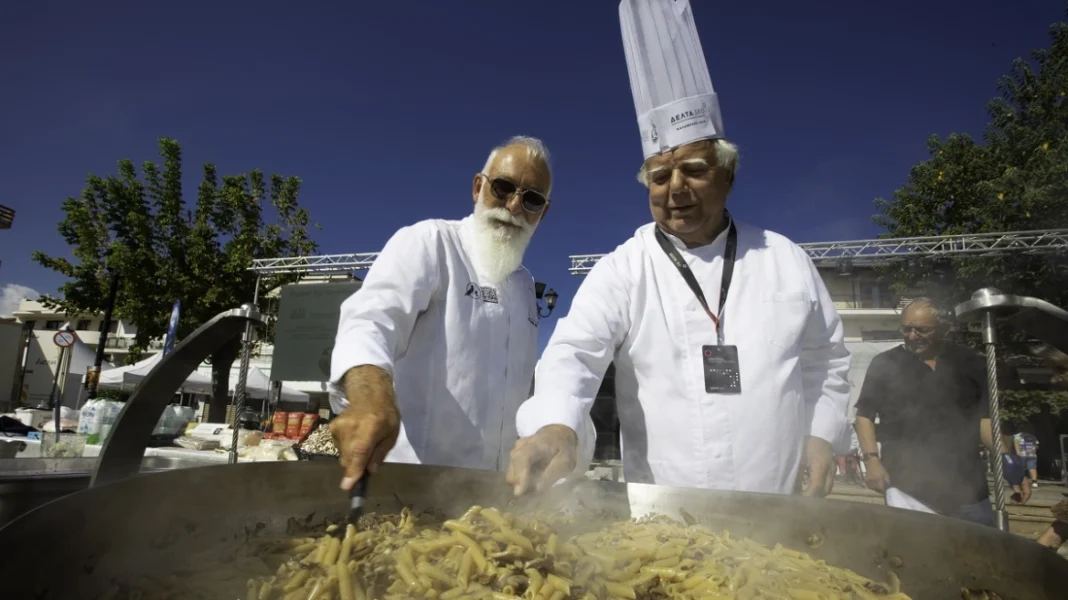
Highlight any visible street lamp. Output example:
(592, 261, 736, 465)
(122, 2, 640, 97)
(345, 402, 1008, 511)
(536, 285, 558, 318)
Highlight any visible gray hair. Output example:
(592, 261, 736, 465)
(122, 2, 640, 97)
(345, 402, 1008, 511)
(482, 136, 553, 194)
(901, 296, 951, 324)
(636, 138, 740, 186)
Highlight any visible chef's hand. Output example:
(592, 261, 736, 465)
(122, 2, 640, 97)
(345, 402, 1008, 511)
(506, 425, 578, 497)
(329, 366, 401, 491)
(863, 457, 892, 493)
(799, 436, 835, 497)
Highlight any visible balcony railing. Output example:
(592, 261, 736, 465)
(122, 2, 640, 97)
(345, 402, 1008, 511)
(103, 337, 133, 349)
(102, 337, 165, 351)
(829, 295, 902, 310)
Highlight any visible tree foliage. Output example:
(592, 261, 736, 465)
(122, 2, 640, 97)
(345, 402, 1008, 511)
(873, 13, 1068, 307)
(1001, 389, 1068, 426)
(33, 138, 318, 420)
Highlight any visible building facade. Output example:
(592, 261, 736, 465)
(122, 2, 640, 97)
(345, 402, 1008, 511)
(11, 299, 160, 364)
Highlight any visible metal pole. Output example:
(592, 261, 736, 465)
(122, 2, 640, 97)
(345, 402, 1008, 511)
(87, 269, 121, 399)
(980, 310, 1009, 531)
(52, 346, 68, 444)
(229, 276, 262, 464)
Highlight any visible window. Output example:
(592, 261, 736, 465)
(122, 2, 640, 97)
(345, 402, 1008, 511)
(44, 321, 62, 331)
(23, 320, 36, 330)
(76, 320, 91, 331)
(108, 321, 119, 333)
(857, 283, 897, 309)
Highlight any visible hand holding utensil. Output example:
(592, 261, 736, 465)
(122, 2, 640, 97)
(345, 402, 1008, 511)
(331, 475, 370, 539)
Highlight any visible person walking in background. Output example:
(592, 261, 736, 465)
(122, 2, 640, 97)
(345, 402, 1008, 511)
(854, 298, 1022, 526)
(1014, 430, 1040, 487)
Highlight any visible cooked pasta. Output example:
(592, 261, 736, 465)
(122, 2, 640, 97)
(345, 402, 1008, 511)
(225, 506, 910, 600)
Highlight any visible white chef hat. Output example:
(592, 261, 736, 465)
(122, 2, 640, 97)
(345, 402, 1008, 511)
(619, 0, 724, 159)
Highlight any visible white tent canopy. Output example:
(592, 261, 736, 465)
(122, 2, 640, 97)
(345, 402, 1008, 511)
(64, 327, 116, 375)
(227, 366, 308, 402)
(98, 354, 309, 403)
(98, 352, 213, 394)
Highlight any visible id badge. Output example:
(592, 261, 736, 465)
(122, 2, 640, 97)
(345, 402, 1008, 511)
(702, 345, 741, 394)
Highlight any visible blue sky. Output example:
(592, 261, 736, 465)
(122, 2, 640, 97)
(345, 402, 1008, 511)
(0, 0, 1062, 350)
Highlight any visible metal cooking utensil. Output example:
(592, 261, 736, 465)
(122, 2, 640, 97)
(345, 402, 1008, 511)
(332, 475, 369, 538)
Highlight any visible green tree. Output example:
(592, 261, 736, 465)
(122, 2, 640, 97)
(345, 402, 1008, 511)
(873, 12, 1068, 419)
(33, 138, 318, 421)
(873, 13, 1068, 307)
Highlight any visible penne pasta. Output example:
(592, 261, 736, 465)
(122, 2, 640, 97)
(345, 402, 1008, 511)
(117, 502, 915, 600)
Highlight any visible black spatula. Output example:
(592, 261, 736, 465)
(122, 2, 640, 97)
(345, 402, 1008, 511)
(332, 475, 370, 538)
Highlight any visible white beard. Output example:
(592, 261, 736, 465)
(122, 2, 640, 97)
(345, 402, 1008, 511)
(471, 201, 537, 284)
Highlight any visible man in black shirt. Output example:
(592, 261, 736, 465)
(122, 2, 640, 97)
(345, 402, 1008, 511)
(854, 298, 1009, 526)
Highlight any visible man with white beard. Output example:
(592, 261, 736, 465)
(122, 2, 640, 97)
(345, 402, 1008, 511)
(328, 136, 551, 490)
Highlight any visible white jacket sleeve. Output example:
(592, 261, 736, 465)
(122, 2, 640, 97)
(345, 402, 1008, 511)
(516, 251, 631, 472)
(798, 253, 852, 454)
(329, 223, 441, 402)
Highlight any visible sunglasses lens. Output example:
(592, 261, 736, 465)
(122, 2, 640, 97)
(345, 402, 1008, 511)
(490, 178, 517, 200)
(521, 191, 547, 212)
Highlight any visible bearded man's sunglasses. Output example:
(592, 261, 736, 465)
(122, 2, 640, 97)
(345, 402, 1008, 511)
(480, 173, 549, 213)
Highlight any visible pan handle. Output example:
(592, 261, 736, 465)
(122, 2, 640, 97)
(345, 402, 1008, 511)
(91, 305, 266, 488)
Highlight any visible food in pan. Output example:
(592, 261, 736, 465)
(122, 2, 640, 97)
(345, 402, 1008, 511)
(231, 506, 911, 600)
(102, 505, 913, 599)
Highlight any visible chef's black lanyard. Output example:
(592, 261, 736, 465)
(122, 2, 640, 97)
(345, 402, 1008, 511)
(653, 217, 737, 344)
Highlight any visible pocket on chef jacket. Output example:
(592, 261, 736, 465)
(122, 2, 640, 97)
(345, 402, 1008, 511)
(760, 291, 813, 350)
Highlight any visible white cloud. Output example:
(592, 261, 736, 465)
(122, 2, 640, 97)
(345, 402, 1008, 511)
(0, 284, 41, 318)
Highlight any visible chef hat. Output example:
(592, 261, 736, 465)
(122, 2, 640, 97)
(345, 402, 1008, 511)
(619, 0, 724, 159)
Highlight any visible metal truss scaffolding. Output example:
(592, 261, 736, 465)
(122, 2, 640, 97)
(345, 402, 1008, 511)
(250, 253, 379, 276)
(234, 253, 379, 409)
(569, 229, 1068, 275)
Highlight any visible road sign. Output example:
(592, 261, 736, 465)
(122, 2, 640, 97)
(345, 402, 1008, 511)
(53, 330, 76, 348)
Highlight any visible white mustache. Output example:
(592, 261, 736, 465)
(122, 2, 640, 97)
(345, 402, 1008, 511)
(479, 206, 530, 230)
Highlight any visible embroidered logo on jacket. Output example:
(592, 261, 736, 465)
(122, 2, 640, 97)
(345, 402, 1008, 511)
(465, 282, 499, 304)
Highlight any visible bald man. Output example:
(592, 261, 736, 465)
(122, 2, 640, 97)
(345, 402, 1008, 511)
(328, 136, 552, 490)
(853, 298, 1013, 526)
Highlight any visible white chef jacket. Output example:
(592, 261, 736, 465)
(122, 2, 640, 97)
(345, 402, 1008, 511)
(330, 216, 540, 471)
(516, 220, 851, 493)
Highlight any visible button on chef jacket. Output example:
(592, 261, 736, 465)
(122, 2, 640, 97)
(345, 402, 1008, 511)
(516, 220, 852, 492)
(330, 216, 540, 471)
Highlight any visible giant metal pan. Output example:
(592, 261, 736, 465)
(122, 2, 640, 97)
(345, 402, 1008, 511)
(0, 461, 1066, 599)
